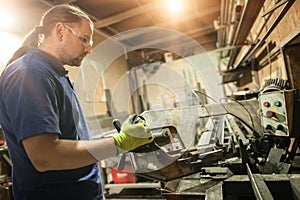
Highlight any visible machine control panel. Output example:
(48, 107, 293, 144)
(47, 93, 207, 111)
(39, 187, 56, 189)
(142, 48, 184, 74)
(258, 89, 295, 136)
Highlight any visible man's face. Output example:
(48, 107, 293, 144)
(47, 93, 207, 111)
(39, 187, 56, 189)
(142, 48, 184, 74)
(61, 20, 93, 66)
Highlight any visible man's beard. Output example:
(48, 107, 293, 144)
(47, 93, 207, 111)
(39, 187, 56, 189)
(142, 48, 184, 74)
(68, 55, 85, 66)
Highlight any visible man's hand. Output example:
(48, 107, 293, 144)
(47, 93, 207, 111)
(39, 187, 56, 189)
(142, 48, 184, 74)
(112, 115, 153, 153)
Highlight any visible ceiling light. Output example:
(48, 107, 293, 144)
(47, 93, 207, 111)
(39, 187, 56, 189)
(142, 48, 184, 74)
(167, 0, 182, 13)
(0, 11, 14, 31)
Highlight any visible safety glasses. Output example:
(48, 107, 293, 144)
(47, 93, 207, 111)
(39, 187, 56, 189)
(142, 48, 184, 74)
(63, 24, 93, 47)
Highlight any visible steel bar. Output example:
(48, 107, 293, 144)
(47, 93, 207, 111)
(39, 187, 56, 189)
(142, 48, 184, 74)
(237, 0, 295, 66)
(261, 0, 289, 17)
(227, 0, 266, 68)
(246, 163, 274, 200)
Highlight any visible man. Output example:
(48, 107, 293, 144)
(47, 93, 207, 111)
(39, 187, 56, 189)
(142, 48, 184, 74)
(0, 4, 153, 200)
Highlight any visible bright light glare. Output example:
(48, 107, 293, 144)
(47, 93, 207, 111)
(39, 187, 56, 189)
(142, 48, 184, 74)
(0, 12, 14, 30)
(167, 0, 182, 13)
(0, 31, 21, 69)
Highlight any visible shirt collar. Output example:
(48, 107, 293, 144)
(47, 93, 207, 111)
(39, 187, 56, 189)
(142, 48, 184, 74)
(28, 48, 69, 76)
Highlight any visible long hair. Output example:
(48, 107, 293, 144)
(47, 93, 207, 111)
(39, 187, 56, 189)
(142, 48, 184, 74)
(6, 4, 93, 66)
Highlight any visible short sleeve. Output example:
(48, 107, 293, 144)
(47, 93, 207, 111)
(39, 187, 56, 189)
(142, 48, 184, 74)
(4, 67, 61, 142)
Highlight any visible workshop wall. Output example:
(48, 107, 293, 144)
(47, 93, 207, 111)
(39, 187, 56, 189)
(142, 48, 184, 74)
(67, 56, 128, 117)
(258, 0, 300, 84)
(133, 52, 222, 110)
(236, 0, 300, 91)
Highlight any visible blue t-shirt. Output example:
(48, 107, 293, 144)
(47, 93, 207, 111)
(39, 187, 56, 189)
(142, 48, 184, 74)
(0, 48, 102, 200)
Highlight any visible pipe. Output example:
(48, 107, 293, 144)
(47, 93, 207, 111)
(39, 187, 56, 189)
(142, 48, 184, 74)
(216, 0, 226, 49)
(227, 4, 243, 46)
(224, 2, 243, 57)
(220, 0, 233, 57)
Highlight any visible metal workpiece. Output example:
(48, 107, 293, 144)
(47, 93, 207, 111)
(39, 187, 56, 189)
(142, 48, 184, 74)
(125, 100, 261, 181)
(131, 147, 224, 181)
(205, 182, 223, 200)
(262, 148, 290, 174)
(140, 99, 261, 146)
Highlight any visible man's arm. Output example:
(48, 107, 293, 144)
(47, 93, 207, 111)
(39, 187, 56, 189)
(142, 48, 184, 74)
(22, 115, 153, 172)
(22, 133, 117, 172)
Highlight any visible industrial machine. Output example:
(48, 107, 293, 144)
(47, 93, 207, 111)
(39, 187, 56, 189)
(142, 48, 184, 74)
(104, 78, 300, 200)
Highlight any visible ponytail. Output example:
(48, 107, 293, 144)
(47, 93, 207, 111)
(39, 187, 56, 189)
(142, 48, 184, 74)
(6, 26, 43, 66)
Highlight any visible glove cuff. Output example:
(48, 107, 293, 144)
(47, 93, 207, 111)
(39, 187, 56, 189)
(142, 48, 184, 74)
(112, 134, 126, 155)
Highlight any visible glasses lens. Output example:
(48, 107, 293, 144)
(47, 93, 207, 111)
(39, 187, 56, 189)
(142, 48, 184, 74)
(64, 24, 93, 47)
(81, 37, 93, 47)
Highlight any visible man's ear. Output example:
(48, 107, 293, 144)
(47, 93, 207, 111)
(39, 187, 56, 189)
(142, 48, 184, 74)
(54, 23, 65, 42)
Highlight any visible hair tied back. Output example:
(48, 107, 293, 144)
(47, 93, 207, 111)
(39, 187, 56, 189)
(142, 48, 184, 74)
(34, 25, 44, 34)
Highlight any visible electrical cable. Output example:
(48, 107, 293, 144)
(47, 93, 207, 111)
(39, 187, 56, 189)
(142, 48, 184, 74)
(193, 90, 219, 141)
(219, 97, 257, 137)
(193, 90, 258, 138)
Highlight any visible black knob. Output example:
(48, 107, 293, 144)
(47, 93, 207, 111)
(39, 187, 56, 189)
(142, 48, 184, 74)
(266, 111, 276, 118)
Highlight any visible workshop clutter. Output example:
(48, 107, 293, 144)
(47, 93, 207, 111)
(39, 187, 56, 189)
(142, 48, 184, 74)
(110, 165, 136, 184)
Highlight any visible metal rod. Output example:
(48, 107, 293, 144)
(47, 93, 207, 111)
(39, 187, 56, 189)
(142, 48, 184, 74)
(2, 153, 12, 167)
(246, 163, 274, 200)
(237, 0, 295, 67)
(261, 0, 289, 17)
(227, 0, 266, 68)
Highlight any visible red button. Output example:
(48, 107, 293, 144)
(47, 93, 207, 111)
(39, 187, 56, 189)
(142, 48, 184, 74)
(263, 102, 270, 107)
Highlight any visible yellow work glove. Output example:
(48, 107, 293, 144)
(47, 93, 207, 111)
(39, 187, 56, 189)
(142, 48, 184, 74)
(113, 115, 154, 153)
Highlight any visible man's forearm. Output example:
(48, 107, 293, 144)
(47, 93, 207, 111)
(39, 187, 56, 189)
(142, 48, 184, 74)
(23, 134, 117, 172)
